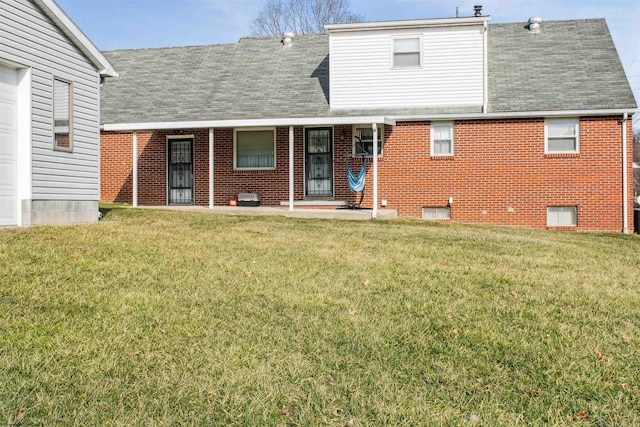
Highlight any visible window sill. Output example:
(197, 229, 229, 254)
(546, 226, 578, 231)
(430, 155, 454, 160)
(544, 153, 580, 158)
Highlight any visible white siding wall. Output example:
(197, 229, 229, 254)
(0, 0, 101, 201)
(329, 26, 485, 110)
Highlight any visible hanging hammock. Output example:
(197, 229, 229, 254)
(346, 155, 367, 193)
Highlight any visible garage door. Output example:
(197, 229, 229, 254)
(0, 65, 18, 226)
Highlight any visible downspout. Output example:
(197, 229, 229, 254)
(209, 128, 214, 208)
(622, 112, 628, 233)
(483, 21, 488, 114)
(132, 131, 138, 207)
(372, 123, 378, 219)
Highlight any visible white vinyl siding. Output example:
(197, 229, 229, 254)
(392, 36, 421, 68)
(353, 125, 383, 157)
(234, 128, 276, 170)
(329, 26, 484, 110)
(431, 122, 454, 156)
(545, 119, 579, 153)
(547, 206, 577, 227)
(0, 0, 101, 200)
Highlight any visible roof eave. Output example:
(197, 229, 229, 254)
(324, 16, 490, 32)
(33, 0, 118, 78)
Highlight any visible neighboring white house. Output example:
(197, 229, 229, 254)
(0, 0, 116, 227)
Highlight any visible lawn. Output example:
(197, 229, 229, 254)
(1, 206, 639, 426)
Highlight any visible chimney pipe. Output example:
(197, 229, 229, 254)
(282, 31, 294, 47)
(473, 5, 483, 16)
(527, 17, 542, 33)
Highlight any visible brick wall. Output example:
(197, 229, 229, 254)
(101, 117, 633, 231)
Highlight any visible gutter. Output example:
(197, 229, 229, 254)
(622, 112, 629, 233)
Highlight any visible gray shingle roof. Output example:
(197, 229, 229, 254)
(488, 19, 636, 112)
(101, 19, 636, 125)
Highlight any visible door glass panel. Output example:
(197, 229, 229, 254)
(168, 138, 193, 205)
(305, 128, 333, 197)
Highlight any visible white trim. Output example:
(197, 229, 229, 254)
(482, 21, 488, 114)
(32, 0, 117, 77)
(101, 109, 640, 132)
(16, 67, 32, 227)
(325, 16, 490, 32)
(280, 200, 346, 207)
(391, 35, 422, 69)
(209, 128, 214, 209)
(166, 135, 195, 205)
(289, 126, 294, 211)
(102, 116, 395, 132)
(544, 118, 579, 154)
(430, 122, 454, 156)
(233, 127, 276, 171)
(372, 123, 378, 220)
(132, 132, 138, 207)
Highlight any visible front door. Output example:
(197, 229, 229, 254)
(305, 128, 333, 197)
(168, 138, 193, 205)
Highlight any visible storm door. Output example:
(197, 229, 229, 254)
(305, 128, 333, 197)
(168, 138, 193, 205)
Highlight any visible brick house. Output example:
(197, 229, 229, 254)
(100, 11, 637, 231)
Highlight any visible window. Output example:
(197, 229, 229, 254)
(392, 36, 421, 68)
(53, 78, 72, 151)
(353, 125, 383, 157)
(423, 207, 451, 220)
(234, 128, 276, 170)
(547, 206, 577, 227)
(546, 119, 579, 153)
(431, 122, 454, 156)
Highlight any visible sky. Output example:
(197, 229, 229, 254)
(56, 0, 640, 123)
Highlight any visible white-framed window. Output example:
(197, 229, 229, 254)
(53, 78, 72, 151)
(392, 36, 422, 68)
(547, 206, 577, 227)
(353, 125, 384, 157)
(422, 207, 451, 220)
(234, 127, 276, 170)
(545, 119, 579, 154)
(431, 122, 454, 156)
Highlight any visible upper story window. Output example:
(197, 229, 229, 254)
(431, 122, 454, 156)
(545, 119, 579, 154)
(353, 125, 384, 157)
(53, 78, 72, 151)
(234, 128, 276, 170)
(392, 36, 422, 68)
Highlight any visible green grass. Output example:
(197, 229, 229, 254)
(1, 206, 639, 426)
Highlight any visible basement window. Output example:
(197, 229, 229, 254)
(545, 119, 579, 153)
(53, 78, 72, 151)
(234, 128, 276, 170)
(422, 207, 451, 220)
(547, 206, 577, 227)
(392, 36, 421, 68)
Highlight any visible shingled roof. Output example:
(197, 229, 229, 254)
(101, 18, 636, 125)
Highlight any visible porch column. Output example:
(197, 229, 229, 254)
(132, 131, 138, 207)
(289, 126, 294, 211)
(209, 128, 214, 209)
(372, 123, 378, 219)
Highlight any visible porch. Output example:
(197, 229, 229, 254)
(134, 205, 397, 220)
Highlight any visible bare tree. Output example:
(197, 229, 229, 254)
(249, 0, 361, 36)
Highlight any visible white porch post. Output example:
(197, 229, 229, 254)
(289, 126, 294, 211)
(372, 123, 378, 219)
(132, 131, 138, 207)
(209, 128, 214, 209)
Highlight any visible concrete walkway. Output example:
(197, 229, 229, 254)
(135, 205, 397, 220)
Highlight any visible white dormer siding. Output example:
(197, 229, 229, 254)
(327, 18, 487, 111)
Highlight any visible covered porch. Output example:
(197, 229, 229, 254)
(104, 116, 396, 220)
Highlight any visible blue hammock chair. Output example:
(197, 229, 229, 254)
(344, 154, 367, 208)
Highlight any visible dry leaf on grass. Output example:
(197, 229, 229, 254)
(528, 389, 542, 396)
(575, 410, 589, 420)
(348, 309, 358, 316)
(130, 350, 141, 356)
(279, 406, 289, 416)
(15, 411, 26, 423)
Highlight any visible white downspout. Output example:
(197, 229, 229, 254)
(289, 126, 294, 211)
(132, 131, 138, 207)
(483, 21, 488, 114)
(209, 128, 214, 209)
(622, 113, 628, 233)
(372, 123, 378, 219)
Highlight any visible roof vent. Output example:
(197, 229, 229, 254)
(473, 5, 483, 16)
(282, 32, 294, 47)
(527, 17, 542, 33)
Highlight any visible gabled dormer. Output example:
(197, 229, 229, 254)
(325, 12, 489, 112)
